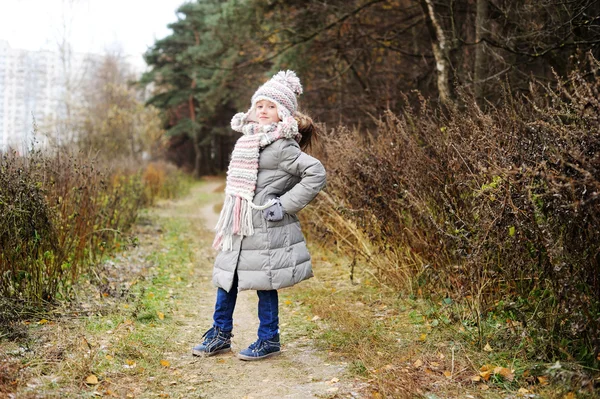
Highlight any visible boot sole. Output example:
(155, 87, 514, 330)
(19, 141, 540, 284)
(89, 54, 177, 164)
(237, 350, 281, 361)
(192, 347, 231, 357)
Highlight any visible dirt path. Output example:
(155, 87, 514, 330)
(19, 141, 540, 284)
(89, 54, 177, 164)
(155, 180, 360, 399)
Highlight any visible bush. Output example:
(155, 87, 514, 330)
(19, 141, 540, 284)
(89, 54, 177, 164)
(307, 56, 600, 365)
(0, 151, 187, 306)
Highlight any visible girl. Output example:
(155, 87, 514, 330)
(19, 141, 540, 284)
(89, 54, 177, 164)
(193, 70, 326, 361)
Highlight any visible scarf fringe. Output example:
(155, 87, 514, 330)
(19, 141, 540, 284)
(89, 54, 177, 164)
(212, 195, 276, 251)
(213, 117, 299, 252)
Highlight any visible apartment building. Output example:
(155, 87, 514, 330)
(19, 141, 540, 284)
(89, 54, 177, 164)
(0, 40, 101, 153)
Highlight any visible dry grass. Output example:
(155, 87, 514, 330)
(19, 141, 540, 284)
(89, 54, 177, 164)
(303, 56, 600, 369)
(0, 199, 197, 398)
(0, 151, 190, 309)
(282, 241, 597, 398)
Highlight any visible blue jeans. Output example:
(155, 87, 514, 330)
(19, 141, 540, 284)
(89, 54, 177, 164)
(212, 273, 279, 340)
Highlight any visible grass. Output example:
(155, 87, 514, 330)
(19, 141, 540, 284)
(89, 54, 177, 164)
(0, 180, 213, 398)
(2, 178, 597, 398)
(281, 243, 599, 399)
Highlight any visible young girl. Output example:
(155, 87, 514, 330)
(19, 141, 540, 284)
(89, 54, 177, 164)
(193, 70, 326, 361)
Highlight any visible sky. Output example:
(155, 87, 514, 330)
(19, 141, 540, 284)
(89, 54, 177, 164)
(0, 0, 187, 71)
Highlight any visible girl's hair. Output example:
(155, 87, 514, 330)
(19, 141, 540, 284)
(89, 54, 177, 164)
(295, 111, 317, 151)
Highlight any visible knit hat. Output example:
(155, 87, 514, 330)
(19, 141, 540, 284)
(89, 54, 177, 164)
(250, 70, 303, 119)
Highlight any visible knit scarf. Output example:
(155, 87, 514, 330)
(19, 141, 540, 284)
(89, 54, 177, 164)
(212, 114, 301, 251)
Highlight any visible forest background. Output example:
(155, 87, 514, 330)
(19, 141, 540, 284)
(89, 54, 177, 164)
(1, 0, 600, 397)
(141, 0, 600, 369)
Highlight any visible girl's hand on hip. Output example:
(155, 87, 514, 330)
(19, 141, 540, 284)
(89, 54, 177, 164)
(263, 198, 284, 222)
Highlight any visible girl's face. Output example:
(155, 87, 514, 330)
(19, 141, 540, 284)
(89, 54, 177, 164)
(255, 100, 280, 125)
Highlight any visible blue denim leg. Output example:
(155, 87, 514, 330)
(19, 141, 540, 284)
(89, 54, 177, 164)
(212, 274, 238, 332)
(257, 289, 279, 340)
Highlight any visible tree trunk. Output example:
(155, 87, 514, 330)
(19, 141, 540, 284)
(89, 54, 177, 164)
(202, 144, 214, 175)
(193, 131, 202, 178)
(191, 29, 202, 177)
(188, 87, 202, 177)
(474, 0, 488, 105)
(420, 0, 453, 105)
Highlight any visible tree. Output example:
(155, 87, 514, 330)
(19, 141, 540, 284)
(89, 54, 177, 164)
(141, 0, 250, 176)
(142, 0, 600, 173)
(77, 52, 165, 161)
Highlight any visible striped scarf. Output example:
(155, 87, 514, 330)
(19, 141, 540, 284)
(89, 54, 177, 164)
(212, 115, 301, 251)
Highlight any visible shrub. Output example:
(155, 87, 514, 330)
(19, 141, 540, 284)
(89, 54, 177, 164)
(307, 55, 600, 365)
(0, 151, 187, 307)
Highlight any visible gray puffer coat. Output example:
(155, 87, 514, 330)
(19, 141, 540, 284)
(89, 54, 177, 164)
(212, 138, 326, 293)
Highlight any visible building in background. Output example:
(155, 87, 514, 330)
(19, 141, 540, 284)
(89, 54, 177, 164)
(0, 40, 103, 153)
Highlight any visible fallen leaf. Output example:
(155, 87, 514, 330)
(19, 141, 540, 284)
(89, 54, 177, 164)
(419, 333, 427, 342)
(126, 359, 135, 366)
(483, 343, 493, 352)
(479, 370, 492, 381)
(494, 366, 514, 381)
(413, 359, 423, 368)
(563, 393, 576, 399)
(284, 300, 292, 305)
(471, 375, 481, 382)
(105, 355, 113, 361)
(517, 388, 530, 394)
(537, 376, 549, 385)
(85, 374, 99, 385)
(38, 319, 49, 325)
(157, 312, 165, 320)
(443, 370, 452, 379)
(160, 360, 170, 367)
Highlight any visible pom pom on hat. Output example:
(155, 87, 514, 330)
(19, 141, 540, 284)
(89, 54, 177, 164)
(271, 70, 303, 96)
(230, 112, 247, 132)
(251, 70, 303, 119)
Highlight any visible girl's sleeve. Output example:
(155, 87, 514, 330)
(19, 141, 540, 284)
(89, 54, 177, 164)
(278, 140, 327, 214)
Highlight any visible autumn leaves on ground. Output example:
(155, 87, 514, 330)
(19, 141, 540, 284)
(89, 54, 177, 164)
(0, 178, 593, 399)
(0, 179, 355, 399)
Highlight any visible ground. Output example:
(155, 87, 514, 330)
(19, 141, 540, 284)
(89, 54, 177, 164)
(0, 179, 364, 399)
(0, 180, 593, 399)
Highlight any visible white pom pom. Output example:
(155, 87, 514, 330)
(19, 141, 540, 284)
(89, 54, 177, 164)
(273, 70, 303, 95)
(230, 112, 247, 132)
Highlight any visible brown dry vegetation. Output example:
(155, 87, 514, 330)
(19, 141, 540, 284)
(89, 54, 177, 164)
(0, 151, 189, 318)
(300, 55, 600, 388)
